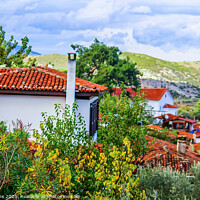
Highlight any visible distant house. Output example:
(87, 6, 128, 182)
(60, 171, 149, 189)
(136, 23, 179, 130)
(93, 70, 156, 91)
(156, 114, 196, 132)
(0, 62, 107, 139)
(112, 88, 178, 117)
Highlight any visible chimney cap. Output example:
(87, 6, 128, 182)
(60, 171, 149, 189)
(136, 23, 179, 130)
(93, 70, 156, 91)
(68, 53, 76, 60)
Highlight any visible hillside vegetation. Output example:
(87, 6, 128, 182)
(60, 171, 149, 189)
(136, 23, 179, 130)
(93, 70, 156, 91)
(24, 53, 200, 98)
(24, 54, 68, 71)
(120, 52, 200, 88)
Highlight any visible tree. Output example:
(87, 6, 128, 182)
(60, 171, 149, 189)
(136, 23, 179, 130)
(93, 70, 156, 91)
(98, 89, 149, 159)
(0, 26, 35, 67)
(178, 105, 193, 119)
(71, 39, 141, 88)
(193, 99, 200, 120)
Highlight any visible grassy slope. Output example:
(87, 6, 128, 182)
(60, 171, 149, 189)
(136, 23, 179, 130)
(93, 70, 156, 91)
(25, 52, 200, 88)
(24, 54, 68, 71)
(120, 52, 200, 87)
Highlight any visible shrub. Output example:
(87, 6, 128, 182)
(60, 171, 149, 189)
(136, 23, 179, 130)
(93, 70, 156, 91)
(0, 121, 32, 195)
(0, 104, 145, 199)
(139, 164, 200, 200)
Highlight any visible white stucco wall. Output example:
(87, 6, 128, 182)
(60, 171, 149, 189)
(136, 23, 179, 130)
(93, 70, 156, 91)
(0, 95, 65, 138)
(158, 90, 174, 109)
(162, 108, 178, 115)
(0, 94, 97, 139)
(146, 91, 175, 117)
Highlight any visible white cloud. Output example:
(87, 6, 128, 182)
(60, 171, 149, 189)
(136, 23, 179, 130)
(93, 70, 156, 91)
(1, 0, 200, 61)
(132, 6, 151, 14)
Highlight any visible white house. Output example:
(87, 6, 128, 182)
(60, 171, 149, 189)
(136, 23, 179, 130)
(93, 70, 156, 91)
(0, 53, 107, 139)
(112, 88, 178, 117)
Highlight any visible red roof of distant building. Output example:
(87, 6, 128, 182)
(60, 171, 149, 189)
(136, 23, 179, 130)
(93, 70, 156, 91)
(0, 67, 108, 93)
(112, 88, 169, 101)
(147, 124, 177, 139)
(156, 114, 178, 121)
(194, 143, 200, 152)
(147, 124, 163, 131)
(178, 118, 196, 124)
(178, 131, 193, 140)
(163, 104, 178, 108)
(144, 135, 200, 164)
(155, 114, 196, 124)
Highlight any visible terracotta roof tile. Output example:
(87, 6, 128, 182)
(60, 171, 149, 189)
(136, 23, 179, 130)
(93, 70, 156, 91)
(144, 135, 200, 164)
(178, 131, 193, 140)
(147, 125, 177, 139)
(163, 104, 178, 108)
(112, 88, 169, 101)
(0, 66, 108, 93)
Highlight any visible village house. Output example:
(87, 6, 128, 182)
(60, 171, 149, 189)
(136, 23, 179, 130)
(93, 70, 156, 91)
(156, 114, 196, 132)
(112, 88, 178, 117)
(0, 53, 108, 139)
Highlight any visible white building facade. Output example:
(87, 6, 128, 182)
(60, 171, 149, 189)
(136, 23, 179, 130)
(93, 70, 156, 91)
(0, 65, 107, 139)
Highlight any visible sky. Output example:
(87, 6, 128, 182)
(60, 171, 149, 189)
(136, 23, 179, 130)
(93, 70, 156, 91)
(1, 0, 200, 61)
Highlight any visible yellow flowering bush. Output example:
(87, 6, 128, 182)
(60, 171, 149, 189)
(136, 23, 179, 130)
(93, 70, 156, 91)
(0, 104, 145, 199)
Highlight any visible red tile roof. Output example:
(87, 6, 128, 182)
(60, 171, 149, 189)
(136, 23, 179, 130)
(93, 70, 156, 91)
(144, 135, 200, 164)
(156, 114, 178, 121)
(0, 66, 108, 93)
(194, 143, 200, 152)
(147, 124, 163, 131)
(178, 131, 193, 140)
(147, 124, 177, 139)
(112, 88, 169, 101)
(178, 117, 196, 124)
(163, 104, 178, 108)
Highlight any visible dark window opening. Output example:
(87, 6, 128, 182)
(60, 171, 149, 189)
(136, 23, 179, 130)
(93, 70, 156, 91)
(90, 99, 99, 137)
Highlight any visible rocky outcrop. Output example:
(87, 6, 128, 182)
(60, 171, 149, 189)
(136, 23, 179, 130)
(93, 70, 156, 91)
(141, 79, 200, 99)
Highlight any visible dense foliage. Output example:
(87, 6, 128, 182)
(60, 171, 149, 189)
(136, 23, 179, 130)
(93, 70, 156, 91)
(71, 39, 141, 88)
(139, 164, 200, 200)
(0, 104, 145, 199)
(178, 105, 194, 119)
(0, 26, 35, 67)
(0, 121, 32, 196)
(193, 98, 200, 120)
(146, 127, 178, 144)
(98, 89, 150, 159)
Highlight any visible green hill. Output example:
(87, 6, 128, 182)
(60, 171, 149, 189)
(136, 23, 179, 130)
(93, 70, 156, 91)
(24, 52, 200, 88)
(120, 52, 200, 88)
(24, 54, 68, 71)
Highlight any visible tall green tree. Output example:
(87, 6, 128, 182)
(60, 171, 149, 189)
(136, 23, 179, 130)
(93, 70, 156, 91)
(71, 39, 141, 88)
(193, 98, 200, 120)
(98, 89, 149, 159)
(0, 26, 35, 67)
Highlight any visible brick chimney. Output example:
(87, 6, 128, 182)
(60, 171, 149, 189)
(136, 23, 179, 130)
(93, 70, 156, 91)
(66, 53, 76, 109)
(177, 140, 186, 154)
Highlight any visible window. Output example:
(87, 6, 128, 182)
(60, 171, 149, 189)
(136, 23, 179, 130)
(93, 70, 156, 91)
(165, 94, 167, 98)
(90, 99, 99, 137)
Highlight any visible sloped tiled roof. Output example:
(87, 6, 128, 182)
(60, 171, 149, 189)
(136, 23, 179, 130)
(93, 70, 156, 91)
(144, 135, 200, 164)
(178, 131, 193, 140)
(147, 124, 163, 131)
(155, 114, 178, 122)
(112, 88, 168, 101)
(0, 67, 108, 93)
(178, 117, 196, 124)
(163, 104, 178, 108)
(147, 124, 177, 139)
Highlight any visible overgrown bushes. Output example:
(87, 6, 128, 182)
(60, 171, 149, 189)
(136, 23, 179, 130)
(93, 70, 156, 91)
(139, 164, 200, 200)
(0, 105, 145, 199)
